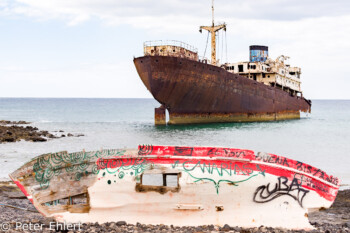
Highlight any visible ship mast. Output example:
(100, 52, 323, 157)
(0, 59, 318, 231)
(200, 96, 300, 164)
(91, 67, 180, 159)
(200, 0, 226, 65)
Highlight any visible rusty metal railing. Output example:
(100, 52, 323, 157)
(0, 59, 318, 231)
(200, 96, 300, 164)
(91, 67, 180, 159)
(144, 40, 198, 53)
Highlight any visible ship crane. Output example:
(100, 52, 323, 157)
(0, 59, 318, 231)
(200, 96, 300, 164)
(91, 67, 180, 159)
(199, 0, 226, 65)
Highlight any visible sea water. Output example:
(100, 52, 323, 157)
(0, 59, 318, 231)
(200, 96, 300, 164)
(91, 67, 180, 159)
(0, 98, 349, 188)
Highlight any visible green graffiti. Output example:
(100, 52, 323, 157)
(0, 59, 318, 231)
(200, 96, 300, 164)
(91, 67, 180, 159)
(186, 172, 259, 194)
(104, 158, 152, 178)
(118, 171, 125, 179)
(32, 149, 126, 190)
(171, 160, 265, 194)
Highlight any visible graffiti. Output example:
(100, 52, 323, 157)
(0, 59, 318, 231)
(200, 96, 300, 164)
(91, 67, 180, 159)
(33, 149, 126, 190)
(294, 174, 330, 194)
(253, 176, 309, 207)
(294, 160, 339, 186)
(138, 145, 255, 159)
(138, 145, 153, 155)
(187, 172, 259, 194)
(182, 161, 255, 176)
(171, 159, 266, 177)
(96, 157, 153, 186)
(255, 153, 338, 186)
(97, 158, 151, 176)
(137, 145, 339, 188)
(208, 148, 247, 158)
(255, 153, 290, 167)
(296, 161, 312, 173)
(174, 147, 193, 156)
(170, 160, 265, 194)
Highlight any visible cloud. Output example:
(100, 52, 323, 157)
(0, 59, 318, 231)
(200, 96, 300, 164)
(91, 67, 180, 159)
(1, 0, 350, 26)
(1, 0, 350, 98)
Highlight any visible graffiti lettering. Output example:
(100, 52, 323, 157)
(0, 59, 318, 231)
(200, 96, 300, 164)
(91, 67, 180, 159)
(253, 176, 309, 207)
(171, 160, 265, 194)
(294, 174, 330, 194)
(180, 161, 258, 176)
(207, 148, 247, 158)
(255, 153, 290, 167)
(294, 161, 338, 186)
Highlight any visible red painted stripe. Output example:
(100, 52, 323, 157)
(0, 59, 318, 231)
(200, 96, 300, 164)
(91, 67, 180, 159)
(138, 145, 340, 187)
(11, 179, 33, 203)
(97, 156, 338, 202)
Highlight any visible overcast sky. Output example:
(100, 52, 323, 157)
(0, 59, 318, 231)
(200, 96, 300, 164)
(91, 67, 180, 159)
(0, 0, 349, 99)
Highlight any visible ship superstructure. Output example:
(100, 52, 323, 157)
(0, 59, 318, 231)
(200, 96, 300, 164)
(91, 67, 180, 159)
(225, 46, 303, 97)
(134, 1, 311, 125)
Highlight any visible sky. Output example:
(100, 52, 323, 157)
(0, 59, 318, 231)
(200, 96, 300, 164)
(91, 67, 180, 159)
(0, 0, 349, 99)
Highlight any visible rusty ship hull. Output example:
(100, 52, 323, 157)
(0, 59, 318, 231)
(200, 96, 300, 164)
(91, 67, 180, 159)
(134, 55, 311, 124)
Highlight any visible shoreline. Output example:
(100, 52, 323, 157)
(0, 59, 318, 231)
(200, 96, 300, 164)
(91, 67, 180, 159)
(0, 181, 349, 232)
(0, 120, 84, 144)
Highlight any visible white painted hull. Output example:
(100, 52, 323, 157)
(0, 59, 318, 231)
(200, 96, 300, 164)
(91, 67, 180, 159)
(10, 145, 339, 230)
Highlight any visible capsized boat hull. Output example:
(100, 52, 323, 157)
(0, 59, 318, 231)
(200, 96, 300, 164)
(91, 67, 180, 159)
(9, 145, 339, 229)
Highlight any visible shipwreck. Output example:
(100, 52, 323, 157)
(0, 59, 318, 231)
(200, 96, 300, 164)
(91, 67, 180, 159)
(133, 1, 311, 125)
(10, 145, 339, 229)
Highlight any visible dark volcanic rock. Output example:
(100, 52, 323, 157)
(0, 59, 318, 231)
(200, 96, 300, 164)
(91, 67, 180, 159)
(29, 136, 47, 142)
(116, 221, 127, 226)
(0, 119, 84, 143)
(220, 224, 231, 231)
(0, 120, 54, 143)
(0, 120, 30, 125)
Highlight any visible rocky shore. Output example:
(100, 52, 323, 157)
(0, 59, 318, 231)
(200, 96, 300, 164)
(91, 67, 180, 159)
(0, 181, 349, 233)
(0, 120, 83, 143)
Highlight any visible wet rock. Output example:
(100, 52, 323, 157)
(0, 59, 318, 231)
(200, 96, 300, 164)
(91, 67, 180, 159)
(2, 136, 15, 142)
(0, 121, 57, 143)
(30, 136, 47, 142)
(116, 221, 127, 226)
(232, 226, 241, 232)
(221, 224, 231, 231)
